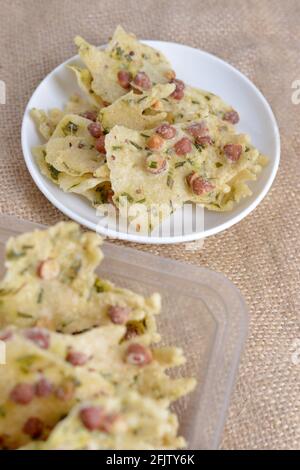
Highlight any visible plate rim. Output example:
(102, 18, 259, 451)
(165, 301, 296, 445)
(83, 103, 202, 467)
(21, 39, 281, 244)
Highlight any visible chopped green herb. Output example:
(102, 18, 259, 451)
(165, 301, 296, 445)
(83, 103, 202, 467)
(245, 146, 250, 152)
(113, 46, 124, 59)
(194, 142, 204, 152)
(6, 250, 26, 260)
(47, 164, 60, 181)
(17, 355, 38, 373)
(215, 162, 223, 168)
(68, 183, 80, 190)
(140, 133, 150, 138)
(137, 96, 147, 103)
(175, 161, 186, 168)
(68, 260, 82, 281)
(62, 162, 72, 171)
(94, 278, 109, 293)
(167, 175, 174, 189)
(191, 100, 200, 105)
(137, 198, 146, 204)
(17, 312, 34, 319)
(149, 161, 157, 169)
(37, 288, 44, 304)
(59, 320, 74, 329)
(205, 95, 211, 101)
(129, 140, 143, 150)
(19, 266, 30, 275)
(112, 145, 122, 151)
(62, 121, 79, 136)
(0, 406, 6, 418)
(0, 287, 20, 297)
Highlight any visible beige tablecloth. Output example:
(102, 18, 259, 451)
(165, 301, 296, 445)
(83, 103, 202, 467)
(0, 0, 299, 450)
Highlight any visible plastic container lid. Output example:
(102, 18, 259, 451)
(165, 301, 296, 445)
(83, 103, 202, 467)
(0, 215, 248, 449)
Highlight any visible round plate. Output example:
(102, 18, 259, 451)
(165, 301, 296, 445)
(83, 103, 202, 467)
(21, 40, 280, 244)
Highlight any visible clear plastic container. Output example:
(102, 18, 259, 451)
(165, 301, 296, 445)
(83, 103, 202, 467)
(0, 214, 248, 450)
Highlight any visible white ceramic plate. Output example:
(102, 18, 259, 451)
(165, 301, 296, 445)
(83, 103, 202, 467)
(21, 40, 280, 244)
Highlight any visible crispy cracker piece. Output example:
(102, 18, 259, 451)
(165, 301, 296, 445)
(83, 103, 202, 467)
(68, 66, 104, 107)
(0, 329, 111, 449)
(105, 119, 267, 230)
(31, 95, 99, 141)
(44, 114, 105, 176)
(19, 326, 195, 402)
(0, 223, 161, 336)
(21, 391, 186, 450)
(33, 145, 111, 205)
(74, 26, 173, 104)
(100, 83, 175, 131)
(161, 86, 236, 125)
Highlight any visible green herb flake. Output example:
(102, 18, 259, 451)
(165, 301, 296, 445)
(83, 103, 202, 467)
(137, 96, 147, 103)
(194, 142, 204, 152)
(6, 250, 26, 260)
(17, 312, 34, 319)
(191, 100, 200, 105)
(215, 162, 223, 168)
(175, 161, 186, 168)
(0, 406, 6, 418)
(245, 146, 250, 152)
(149, 161, 157, 169)
(0, 287, 18, 297)
(167, 175, 174, 189)
(47, 164, 60, 181)
(94, 278, 107, 293)
(62, 162, 72, 171)
(205, 95, 211, 101)
(129, 140, 143, 151)
(112, 145, 122, 151)
(37, 288, 44, 304)
(17, 355, 38, 373)
(68, 260, 82, 281)
(113, 46, 124, 59)
(68, 183, 80, 190)
(62, 121, 79, 136)
(137, 198, 146, 204)
(140, 133, 150, 138)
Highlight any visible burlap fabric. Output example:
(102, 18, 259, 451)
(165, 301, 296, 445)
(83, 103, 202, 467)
(0, 0, 299, 450)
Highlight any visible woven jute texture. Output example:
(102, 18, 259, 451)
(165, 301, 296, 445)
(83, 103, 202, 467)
(0, 0, 299, 449)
